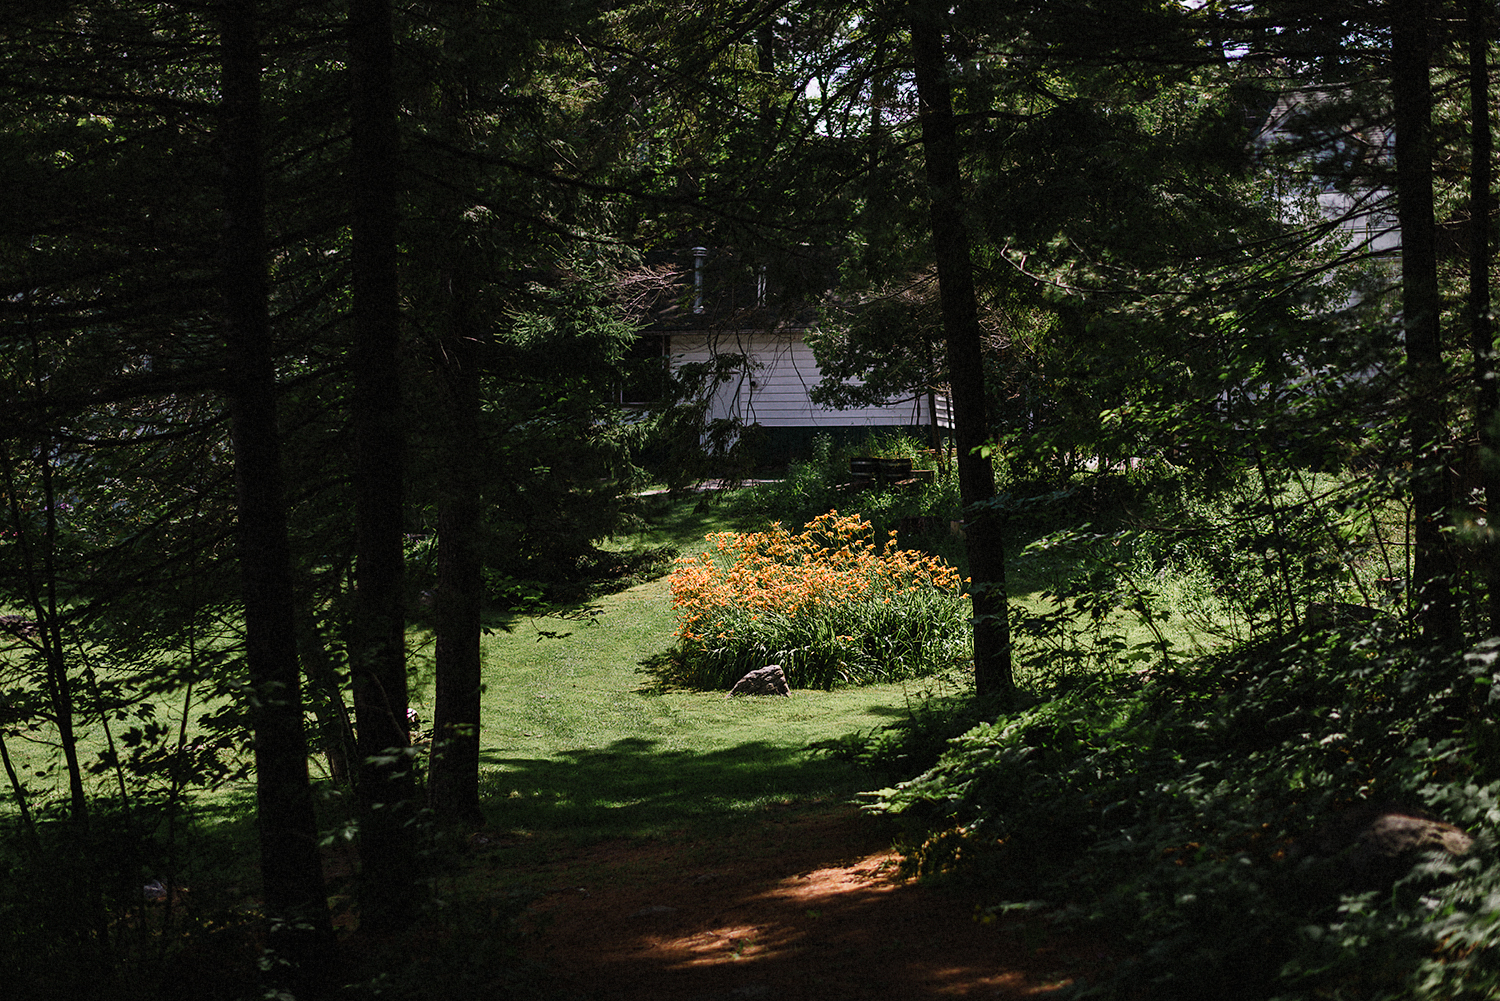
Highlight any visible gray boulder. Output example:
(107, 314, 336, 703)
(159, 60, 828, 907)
(1288, 803, 1474, 899)
(727, 665, 790, 698)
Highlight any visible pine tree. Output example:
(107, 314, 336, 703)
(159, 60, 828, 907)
(349, 0, 420, 932)
(908, 0, 1013, 701)
(219, 0, 335, 982)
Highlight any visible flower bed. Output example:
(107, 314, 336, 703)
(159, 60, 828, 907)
(662, 511, 971, 690)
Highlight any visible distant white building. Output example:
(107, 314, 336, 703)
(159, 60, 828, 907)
(669, 328, 949, 432)
(629, 246, 951, 460)
(1252, 85, 1400, 259)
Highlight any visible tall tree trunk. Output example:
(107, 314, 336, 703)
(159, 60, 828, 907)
(5, 314, 88, 827)
(427, 267, 485, 825)
(1469, 0, 1498, 636)
(425, 8, 486, 825)
(0, 725, 35, 847)
(349, 0, 419, 931)
(757, 18, 776, 147)
(219, 0, 333, 986)
(908, 1, 1014, 702)
(297, 603, 356, 786)
(1392, 0, 1460, 646)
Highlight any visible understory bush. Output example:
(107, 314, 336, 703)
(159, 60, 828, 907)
(811, 684, 1014, 777)
(0, 800, 266, 1001)
(866, 628, 1500, 999)
(731, 431, 961, 545)
(999, 461, 1418, 693)
(654, 510, 971, 690)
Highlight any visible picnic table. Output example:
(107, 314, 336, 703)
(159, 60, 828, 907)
(848, 456, 936, 489)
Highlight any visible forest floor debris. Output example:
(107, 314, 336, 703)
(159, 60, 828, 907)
(511, 803, 1104, 1000)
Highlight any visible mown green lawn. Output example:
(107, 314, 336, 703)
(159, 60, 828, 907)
(0, 485, 1197, 836)
(3, 484, 1237, 842)
(410, 497, 952, 849)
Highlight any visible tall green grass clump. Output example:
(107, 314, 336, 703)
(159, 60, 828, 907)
(655, 510, 971, 690)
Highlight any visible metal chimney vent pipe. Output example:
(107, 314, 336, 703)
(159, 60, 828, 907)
(692, 246, 708, 314)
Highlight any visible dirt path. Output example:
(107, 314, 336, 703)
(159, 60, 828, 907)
(513, 805, 1102, 1000)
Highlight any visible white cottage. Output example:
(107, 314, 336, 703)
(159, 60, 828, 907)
(671, 328, 948, 431)
(631, 246, 951, 461)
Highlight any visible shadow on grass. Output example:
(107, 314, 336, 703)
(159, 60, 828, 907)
(859, 704, 920, 718)
(474, 599, 605, 643)
(635, 491, 754, 552)
(477, 737, 878, 842)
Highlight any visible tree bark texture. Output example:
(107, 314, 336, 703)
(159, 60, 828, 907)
(1468, 0, 1498, 636)
(425, 6, 486, 826)
(350, 0, 419, 931)
(1392, 0, 1461, 645)
(220, 0, 334, 983)
(427, 267, 485, 825)
(908, 2, 1014, 701)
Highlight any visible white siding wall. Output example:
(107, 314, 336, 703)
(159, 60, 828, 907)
(672, 331, 952, 429)
(1315, 189, 1400, 255)
(1256, 90, 1400, 257)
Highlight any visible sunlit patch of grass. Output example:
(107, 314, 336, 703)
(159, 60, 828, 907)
(453, 498, 952, 849)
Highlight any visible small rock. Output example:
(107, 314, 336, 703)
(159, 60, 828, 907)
(628, 905, 677, 918)
(727, 665, 790, 698)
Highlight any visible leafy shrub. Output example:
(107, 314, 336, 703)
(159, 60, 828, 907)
(870, 630, 1500, 999)
(732, 432, 961, 544)
(656, 510, 970, 690)
(0, 799, 265, 1001)
(810, 683, 1014, 776)
(1077, 465, 1406, 644)
(1000, 463, 1412, 691)
(480, 571, 549, 614)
